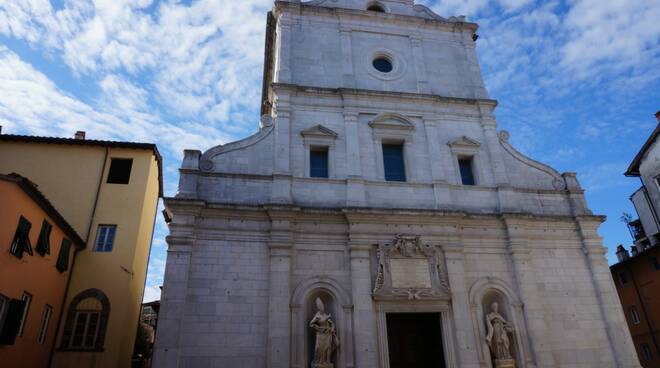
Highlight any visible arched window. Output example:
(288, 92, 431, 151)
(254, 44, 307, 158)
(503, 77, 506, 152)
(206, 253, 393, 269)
(367, 2, 386, 12)
(60, 289, 110, 351)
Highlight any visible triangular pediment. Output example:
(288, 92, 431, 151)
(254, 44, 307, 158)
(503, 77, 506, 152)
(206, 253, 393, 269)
(448, 136, 481, 148)
(368, 113, 415, 131)
(300, 124, 338, 139)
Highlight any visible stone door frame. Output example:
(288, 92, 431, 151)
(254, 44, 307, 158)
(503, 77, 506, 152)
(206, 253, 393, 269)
(375, 301, 458, 368)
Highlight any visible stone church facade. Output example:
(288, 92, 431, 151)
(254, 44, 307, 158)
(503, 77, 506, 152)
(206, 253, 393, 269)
(153, 1, 640, 367)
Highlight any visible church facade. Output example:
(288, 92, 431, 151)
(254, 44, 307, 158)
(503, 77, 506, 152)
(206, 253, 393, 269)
(153, 1, 641, 367)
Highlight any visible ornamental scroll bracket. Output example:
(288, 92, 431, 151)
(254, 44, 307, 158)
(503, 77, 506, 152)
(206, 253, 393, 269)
(372, 234, 450, 301)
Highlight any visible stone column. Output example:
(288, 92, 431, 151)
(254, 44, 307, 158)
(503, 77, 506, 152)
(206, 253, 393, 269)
(577, 218, 641, 367)
(349, 243, 379, 367)
(153, 211, 196, 368)
(339, 27, 355, 88)
(410, 34, 430, 94)
(444, 243, 481, 368)
(344, 111, 366, 206)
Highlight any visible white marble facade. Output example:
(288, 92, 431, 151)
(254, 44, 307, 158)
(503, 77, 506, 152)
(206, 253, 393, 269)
(153, 1, 641, 367)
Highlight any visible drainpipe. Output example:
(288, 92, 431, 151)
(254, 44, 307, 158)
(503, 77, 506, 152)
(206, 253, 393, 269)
(48, 147, 109, 367)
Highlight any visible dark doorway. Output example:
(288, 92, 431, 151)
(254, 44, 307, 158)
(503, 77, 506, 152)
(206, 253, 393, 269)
(386, 313, 446, 368)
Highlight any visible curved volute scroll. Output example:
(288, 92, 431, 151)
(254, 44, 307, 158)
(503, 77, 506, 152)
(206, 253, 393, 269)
(372, 234, 450, 301)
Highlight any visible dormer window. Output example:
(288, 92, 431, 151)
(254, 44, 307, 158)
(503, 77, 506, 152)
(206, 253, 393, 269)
(367, 2, 386, 12)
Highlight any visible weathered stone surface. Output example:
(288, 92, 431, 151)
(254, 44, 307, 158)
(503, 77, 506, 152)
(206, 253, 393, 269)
(153, 1, 641, 368)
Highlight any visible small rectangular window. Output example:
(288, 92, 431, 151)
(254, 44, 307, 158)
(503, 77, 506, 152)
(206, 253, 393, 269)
(631, 305, 640, 325)
(107, 158, 133, 184)
(642, 344, 653, 361)
(9, 216, 33, 259)
(383, 144, 406, 182)
(35, 220, 52, 256)
(37, 305, 52, 344)
(653, 257, 660, 271)
(618, 271, 628, 285)
(310, 147, 329, 178)
(94, 225, 117, 252)
(459, 157, 476, 186)
(56, 239, 72, 272)
(17, 292, 32, 337)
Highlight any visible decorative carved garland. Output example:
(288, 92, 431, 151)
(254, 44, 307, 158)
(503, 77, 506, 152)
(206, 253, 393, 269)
(372, 234, 450, 301)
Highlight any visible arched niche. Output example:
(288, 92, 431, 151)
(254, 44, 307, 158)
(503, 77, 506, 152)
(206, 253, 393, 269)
(291, 277, 354, 368)
(468, 277, 535, 368)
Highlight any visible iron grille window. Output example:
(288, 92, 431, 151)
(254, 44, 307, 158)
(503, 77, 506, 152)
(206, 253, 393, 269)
(56, 239, 72, 272)
(310, 148, 329, 178)
(107, 158, 133, 184)
(17, 292, 32, 337)
(9, 216, 33, 259)
(37, 305, 53, 344)
(35, 220, 52, 256)
(383, 144, 406, 182)
(459, 157, 476, 186)
(94, 225, 116, 252)
(630, 306, 640, 324)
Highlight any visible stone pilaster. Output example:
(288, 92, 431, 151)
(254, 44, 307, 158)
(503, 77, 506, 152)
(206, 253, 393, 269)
(410, 34, 430, 93)
(576, 218, 641, 367)
(479, 107, 508, 186)
(272, 95, 292, 203)
(275, 13, 293, 83)
(339, 27, 355, 88)
(444, 243, 481, 368)
(502, 217, 539, 368)
(152, 236, 193, 368)
(344, 111, 366, 206)
(348, 243, 379, 367)
(423, 117, 452, 208)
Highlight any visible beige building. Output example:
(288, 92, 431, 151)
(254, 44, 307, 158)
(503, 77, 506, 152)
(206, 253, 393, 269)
(0, 131, 162, 368)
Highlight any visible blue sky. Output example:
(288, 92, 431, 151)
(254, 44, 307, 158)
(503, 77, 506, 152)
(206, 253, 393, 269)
(1, 0, 658, 302)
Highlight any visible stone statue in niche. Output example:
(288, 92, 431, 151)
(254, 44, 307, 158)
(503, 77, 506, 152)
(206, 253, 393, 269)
(485, 302, 516, 368)
(309, 298, 339, 368)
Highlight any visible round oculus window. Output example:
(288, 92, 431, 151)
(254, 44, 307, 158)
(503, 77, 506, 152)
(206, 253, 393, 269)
(372, 57, 393, 73)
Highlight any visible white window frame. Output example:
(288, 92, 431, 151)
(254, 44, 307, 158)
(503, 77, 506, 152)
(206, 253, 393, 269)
(37, 305, 53, 344)
(0, 294, 8, 333)
(18, 292, 32, 337)
(448, 136, 483, 186)
(69, 311, 102, 349)
(301, 124, 337, 179)
(94, 225, 117, 252)
(631, 305, 641, 325)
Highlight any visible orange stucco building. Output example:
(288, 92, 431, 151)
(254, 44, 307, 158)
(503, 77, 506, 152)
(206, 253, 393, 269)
(0, 173, 84, 368)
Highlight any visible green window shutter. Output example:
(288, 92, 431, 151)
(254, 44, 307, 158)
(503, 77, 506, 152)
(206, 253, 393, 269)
(56, 239, 72, 272)
(36, 220, 52, 256)
(0, 299, 26, 345)
(10, 216, 32, 259)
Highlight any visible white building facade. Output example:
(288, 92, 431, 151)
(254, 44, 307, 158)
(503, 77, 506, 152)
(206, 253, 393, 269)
(153, 1, 641, 367)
